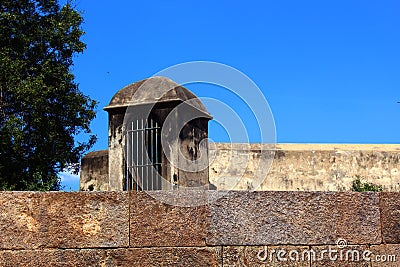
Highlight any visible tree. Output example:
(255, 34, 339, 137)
(0, 0, 97, 190)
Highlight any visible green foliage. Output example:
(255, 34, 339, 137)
(0, 0, 97, 190)
(351, 176, 383, 192)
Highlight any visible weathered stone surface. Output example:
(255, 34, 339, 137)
(107, 111, 125, 191)
(130, 191, 208, 247)
(0, 247, 222, 267)
(105, 77, 212, 191)
(370, 244, 400, 267)
(209, 143, 400, 191)
(80, 150, 109, 191)
(223, 245, 310, 266)
(311, 245, 371, 267)
(0, 192, 129, 249)
(0, 249, 106, 267)
(81, 143, 400, 192)
(106, 247, 222, 267)
(207, 191, 381, 245)
(379, 193, 400, 244)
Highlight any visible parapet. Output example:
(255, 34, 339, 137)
(0, 191, 399, 265)
(209, 143, 400, 191)
(81, 143, 400, 192)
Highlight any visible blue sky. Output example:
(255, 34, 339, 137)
(61, 0, 400, 189)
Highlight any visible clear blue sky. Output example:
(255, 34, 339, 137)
(61, 0, 400, 189)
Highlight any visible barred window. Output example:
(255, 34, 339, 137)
(125, 115, 162, 191)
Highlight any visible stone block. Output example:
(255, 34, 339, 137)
(207, 191, 381, 245)
(0, 247, 222, 267)
(223, 245, 310, 266)
(106, 247, 222, 267)
(0, 192, 129, 249)
(370, 244, 400, 267)
(311, 245, 371, 267)
(130, 191, 208, 247)
(379, 193, 400, 244)
(0, 249, 106, 267)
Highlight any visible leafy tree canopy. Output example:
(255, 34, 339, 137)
(0, 0, 97, 190)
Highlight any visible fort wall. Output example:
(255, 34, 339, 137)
(80, 144, 400, 192)
(210, 143, 400, 191)
(0, 191, 399, 266)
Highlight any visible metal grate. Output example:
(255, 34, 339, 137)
(125, 116, 162, 191)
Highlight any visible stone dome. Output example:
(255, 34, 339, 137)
(104, 76, 211, 117)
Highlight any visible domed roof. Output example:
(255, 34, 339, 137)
(104, 76, 211, 117)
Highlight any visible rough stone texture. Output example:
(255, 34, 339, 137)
(370, 245, 400, 267)
(0, 249, 106, 267)
(176, 116, 210, 188)
(0, 192, 129, 249)
(130, 191, 208, 247)
(222, 245, 310, 266)
(209, 143, 400, 191)
(207, 191, 381, 246)
(106, 247, 222, 267)
(379, 193, 400, 244)
(104, 77, 210, 113)
(3, 191, 400, 266)
(311, 245, 371, 267)
(80, 150, 109, 191)
(107, 110, 125, 191)
(0, 247, 222, 267)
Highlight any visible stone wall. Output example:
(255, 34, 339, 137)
(81, 143, 400, 192)
(1, 191, 400, 266)
(209, 143, 400, 191)
(80, 150, 109, 191)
